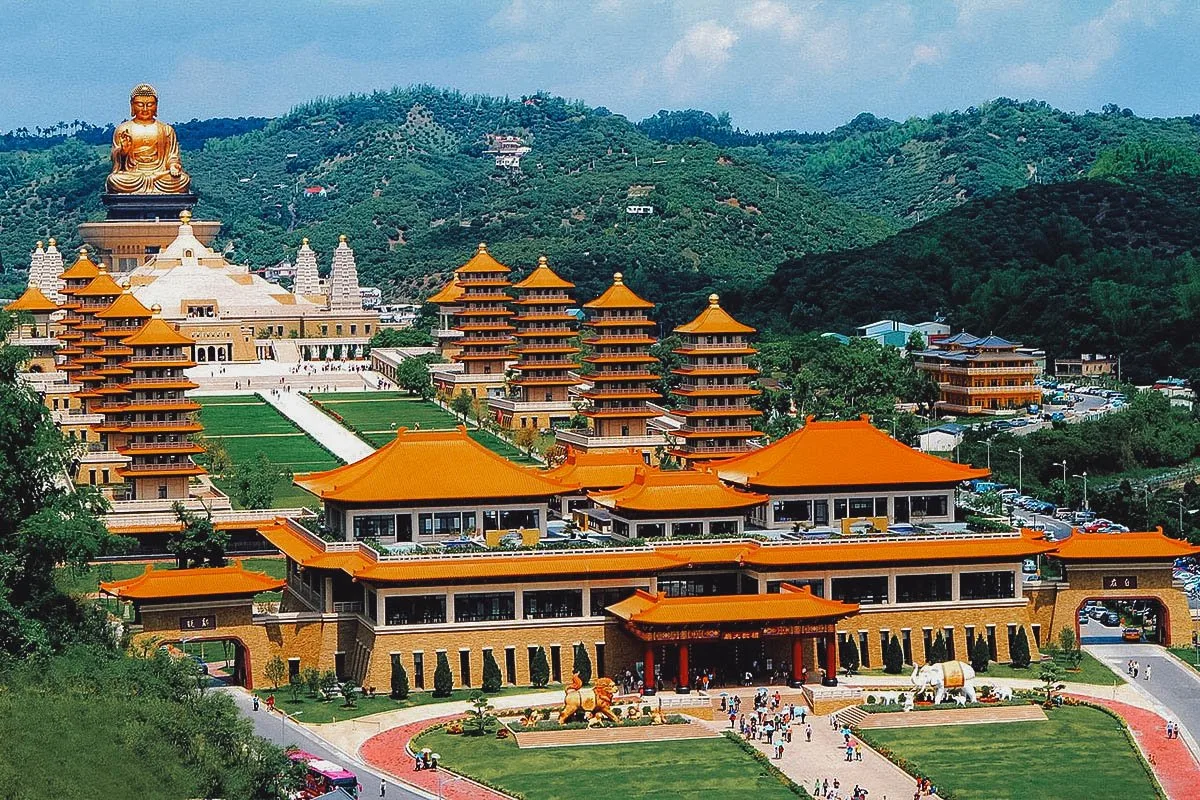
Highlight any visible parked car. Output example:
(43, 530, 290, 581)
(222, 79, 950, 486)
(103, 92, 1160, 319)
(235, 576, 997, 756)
(1101, 612, 1121, 627)
(991, 420, 1014, 431)
(1010, 418, 1029, 428)
(1122, 628, 1143, 642)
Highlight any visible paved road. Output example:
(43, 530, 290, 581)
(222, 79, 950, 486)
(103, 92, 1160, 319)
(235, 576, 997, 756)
(260, 388, 377, 463)
(1086, 643, 1200, 748)
(219, 685, 427, 799)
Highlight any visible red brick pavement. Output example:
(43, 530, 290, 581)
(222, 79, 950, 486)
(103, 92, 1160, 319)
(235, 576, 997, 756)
(1065, 694, 1200, 800)
(360, 714, 507, 799)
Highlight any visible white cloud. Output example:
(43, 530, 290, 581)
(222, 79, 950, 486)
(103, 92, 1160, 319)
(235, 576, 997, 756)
(662, 20, 739, 79)
(742, 0, 806, 40)
(1004, 0, 1177, 89)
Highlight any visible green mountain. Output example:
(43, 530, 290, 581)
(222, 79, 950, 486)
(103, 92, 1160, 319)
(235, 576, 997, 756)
(0, 87, 892, 327)
(641, 100, 1200, 226)
(746, 177, 1200, 383)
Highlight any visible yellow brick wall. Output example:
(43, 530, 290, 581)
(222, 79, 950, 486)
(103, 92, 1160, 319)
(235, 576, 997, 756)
(838, 606, 1042, 666)
(1029, 566, 1191, 646)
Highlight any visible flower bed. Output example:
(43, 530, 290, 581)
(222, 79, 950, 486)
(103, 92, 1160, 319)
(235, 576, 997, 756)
(504, 714, 689, 732)
(860, 699, 1032, 714)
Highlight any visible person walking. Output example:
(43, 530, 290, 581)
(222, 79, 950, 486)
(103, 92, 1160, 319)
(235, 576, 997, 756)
(855, 742, 862, 761)
(1146, 663, 1152, 681)
(379, 777, 387, 797)
(806, 724, 813, 742)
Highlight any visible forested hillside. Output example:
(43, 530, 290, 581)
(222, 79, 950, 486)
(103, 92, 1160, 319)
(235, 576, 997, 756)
(642, 100, 1200, 226)
(0, 87, 891, 326)
(748, 177, 1200, 383)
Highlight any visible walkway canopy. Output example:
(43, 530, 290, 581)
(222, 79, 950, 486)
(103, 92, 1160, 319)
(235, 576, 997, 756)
(100, 561, 284, 602)
(606, 584, 857, 642)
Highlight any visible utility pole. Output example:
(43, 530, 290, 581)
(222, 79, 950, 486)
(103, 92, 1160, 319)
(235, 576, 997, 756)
(1009, 447, 1024, 495)
(1073, 472, 1089, 512)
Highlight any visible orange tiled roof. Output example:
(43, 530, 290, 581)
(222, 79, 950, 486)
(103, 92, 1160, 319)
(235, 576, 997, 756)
(95, 291, 154, 319)
(74, 272, 125, 297)
(454, 243, 511, 275)
(514, 257, 575, 290)
(5, 286, 59, 313)
(542, 448, 647, 491)
(583, 272, 654, 310)
(606, 584, 857, 626)
(590, 467, 768, 513)
(293, 426, 565, 504)
(674, 294, 755, 335)
(427, 279, 465, 305)
(100, 561, 284, 600)
(121, 317, 195, 347)
(715, 416, 989, 489)
(59, 249, 101, 281)
(1050, 529, 1200, 561)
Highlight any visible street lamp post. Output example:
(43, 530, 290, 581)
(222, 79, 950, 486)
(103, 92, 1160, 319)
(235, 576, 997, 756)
(282, 710, 302, 738)
(1073, 472, 1089, 512)
(1052, 460, 1067, 485)
(985, 438, 993, 471)
(1167, 499, 1198, 537)
(1009, 448, 1024, 495)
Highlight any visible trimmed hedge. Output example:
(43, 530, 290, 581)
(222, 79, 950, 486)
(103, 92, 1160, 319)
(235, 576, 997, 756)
(722, 731, 813, 798)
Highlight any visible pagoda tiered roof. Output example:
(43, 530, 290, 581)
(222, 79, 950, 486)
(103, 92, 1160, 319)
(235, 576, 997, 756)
(95, 291, 154, 319)
(1049, 529, 1200, 561)
(542, 448, 647, 492)
(121, 317, 195, 347)
(674, 294, 756, 335)
(427, 279, 465, 305)
(606, 584, 856, 626)
(5, 286, 59, 313)
(59, 249, 102, 281)
(715, 416, 989, 490)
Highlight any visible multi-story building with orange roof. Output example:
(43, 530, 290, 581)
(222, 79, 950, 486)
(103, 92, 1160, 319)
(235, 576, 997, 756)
(431, 243, 515, 400)
(556, 272, 666, 460)
(4, 285, 61, 372)
(491, 255, 581, 432)
(668, 293, 762, 464)
(425, 276, 465, 361)
(913, 332, 1042, 415)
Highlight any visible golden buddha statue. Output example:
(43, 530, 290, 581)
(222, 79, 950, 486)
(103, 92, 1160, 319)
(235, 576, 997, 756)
(106, 84, 191, 194)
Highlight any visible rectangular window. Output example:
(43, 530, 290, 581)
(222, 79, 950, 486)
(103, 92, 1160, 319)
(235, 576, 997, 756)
(459, 650, 471, 688)
(831, 576, 889, 605)
(965, 625, 975, 650)
(288, 658, 301, 680)
(960, 571, 1016, 600)
(637, 522, 666, 538)
(858, 631, 871, 668)
(875, 497, 889, 517)
(500, 508, 539, 530)
(659, 574, 738, 598)
(454, 592, 515, 623)
(944, 627, 956, 661)
(834, 499, 848, 519)
(766, 579, 823, 597)
(550, 645, 562, 683)
(334, 652, 346, 679)
(922, 628, 934, 660)
(672, 521, 702, 538)
(365, 589, 377, 623)
(353, 514, 396, 540)
(773, 499, 812, 523)
(413, 652, 424, 689)
(710, 519, 739, 536)
(590, 586, 647, 616)
(523, 589, 583, 619)
(848, 498, 874, 518)
(894, 496, 910, 523)
(880, 629, 890, 661)
(505, 647, 517, 685)
(385, 595, 446, 626)
(1007, 623, 1018, 654)
(910, 494, 949, 518)
(814, 500, 829, 525)
(1031, 624, 1042, 647)
(396, 514, 413, 542)
(901, 630, 913, 665)
(528, 646, 538, 680)
(895, 573, 953, 603)
(986, 625, 998, 660)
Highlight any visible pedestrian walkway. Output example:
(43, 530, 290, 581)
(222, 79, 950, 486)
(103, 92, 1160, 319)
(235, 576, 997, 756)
(361, 714, 509, 800)
(699, 712, 938, 800)
(1066, 694, 1200, 800)
(260, 389, 376, 463)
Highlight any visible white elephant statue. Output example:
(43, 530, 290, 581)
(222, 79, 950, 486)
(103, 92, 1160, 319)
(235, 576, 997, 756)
(990, 685, 1013, 701)
(911, 661, 978, 705)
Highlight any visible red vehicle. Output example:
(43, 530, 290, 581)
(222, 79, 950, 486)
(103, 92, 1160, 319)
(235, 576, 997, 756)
(288, 749, 358, 798)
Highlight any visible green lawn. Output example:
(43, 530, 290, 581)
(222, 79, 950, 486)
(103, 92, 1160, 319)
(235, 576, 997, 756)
(856, 652, 1121, 686)
(469, 428, 541, 465)
(413, 726, 804, 800)
(195, 395, 340, 508)
(56, 557, 286, 596)
(1167, 647, 1200, 672)
(862, 706, 1159, 800)
(254, 686, 546, 724)
(308, 391, 459, 446)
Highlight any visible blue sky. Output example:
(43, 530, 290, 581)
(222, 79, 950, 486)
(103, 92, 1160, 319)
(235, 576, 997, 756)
(3, 0, 1197, 133)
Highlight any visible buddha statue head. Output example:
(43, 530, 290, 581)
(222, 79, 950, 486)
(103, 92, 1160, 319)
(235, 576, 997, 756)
(130, 84, 159, 123)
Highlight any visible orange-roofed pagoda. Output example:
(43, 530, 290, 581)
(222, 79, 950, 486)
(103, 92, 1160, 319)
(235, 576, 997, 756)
(492, 255, 581, 432)
(426, 276, 465, 361)
(5, 285, 61, 372)
(435, 243, 515, 400)
(542, 448, 647, 515)
(669, 293, 762, 464)
(557, 272, 665, 460)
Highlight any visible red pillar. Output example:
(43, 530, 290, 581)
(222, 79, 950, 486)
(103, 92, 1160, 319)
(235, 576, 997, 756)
(643, 643, 656, 695)
(792, 638, 805, 687)
(823, 635, 838, 686)
(677, 643, 690, 694)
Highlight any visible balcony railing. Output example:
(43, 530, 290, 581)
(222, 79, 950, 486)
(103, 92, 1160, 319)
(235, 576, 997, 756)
(120, 420, 203, 429)
(121, 441, 197, 450)
(674, 341, 752, 350)
(676, 404, 755, 413)
(677, 424, 756, 434)
(941, 384, 1039, 395)
(583, 387, 657, 395)
(675, 444, 755, 454)
(333, 601, 364, 614)
(122, 462, 199, 472)
(923, 365, 1037, 377)
(123, 354, 192, 363)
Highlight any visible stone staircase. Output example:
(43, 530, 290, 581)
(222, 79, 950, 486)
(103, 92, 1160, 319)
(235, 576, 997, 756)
(833, 705, 869, 729)
(272, 339, 300, 363)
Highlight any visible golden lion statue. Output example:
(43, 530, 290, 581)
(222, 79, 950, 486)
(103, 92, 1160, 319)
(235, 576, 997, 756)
(559, 673, 620, 725)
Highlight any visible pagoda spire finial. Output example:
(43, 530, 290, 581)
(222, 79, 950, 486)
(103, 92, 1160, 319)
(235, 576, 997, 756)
(538, 255, 548, 266)
(708, 293, 720, 306)
(478, 241, 488, 253)
(613, 272, 624, 285)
